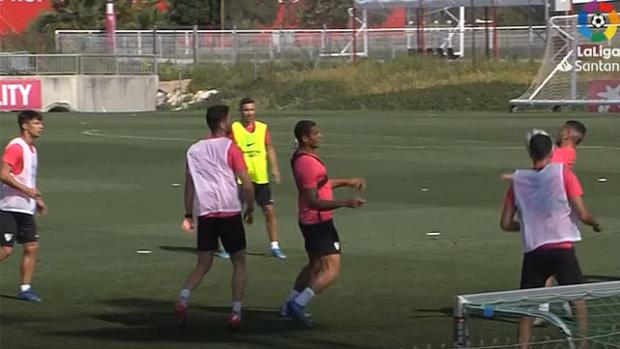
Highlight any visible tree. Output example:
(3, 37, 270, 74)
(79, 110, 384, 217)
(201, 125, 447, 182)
(297, 0, 351, 28)
(166, 0, 220, 27)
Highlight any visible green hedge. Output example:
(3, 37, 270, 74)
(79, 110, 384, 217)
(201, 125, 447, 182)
(159, 56, 539, 111)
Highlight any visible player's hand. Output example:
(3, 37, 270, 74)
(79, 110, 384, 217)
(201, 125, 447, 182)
(35, 197, 47, 216)
(501, 173, 514, 181)
(349, 178, 366, 191)
(25, 187, 41, 199)
(272, 170, 281, 185)
(181, 217, 194, 233)
(345, 197, 366, 208)
(243, 205, 255, 225)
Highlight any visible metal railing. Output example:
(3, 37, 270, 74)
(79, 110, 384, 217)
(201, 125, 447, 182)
(55, 26, 548, 63)
(0, 54, 158, 76)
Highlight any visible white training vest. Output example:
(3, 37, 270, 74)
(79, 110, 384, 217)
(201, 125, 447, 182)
(513, 163, 581, 253)
(0, 137, 38, 215)
(186, 138, 241, 217)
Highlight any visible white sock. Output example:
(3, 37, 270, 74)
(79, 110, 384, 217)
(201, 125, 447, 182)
(284, 289, 300, 303)
(232, 301, 242, 314)
(294, 287, 315, 307)
(178, 288, 191, 305)
(20, 284, 31, 292)
(270, 241, 280, 249)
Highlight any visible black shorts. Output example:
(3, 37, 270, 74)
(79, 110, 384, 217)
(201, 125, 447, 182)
(253, 183, 273, 207)
(0, 210, 38, 247)
(520, 248, 583, 289)
(299, 219, 341, 256)
(197, 214, 246, 254)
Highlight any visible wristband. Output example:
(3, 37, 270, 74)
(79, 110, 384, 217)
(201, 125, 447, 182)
(184, 213, 193, 219)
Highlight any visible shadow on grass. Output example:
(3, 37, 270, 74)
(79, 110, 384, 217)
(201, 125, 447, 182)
(584, 275, 620, 282)
(45, 298, 380, 349)
(159, 245, 269, 258)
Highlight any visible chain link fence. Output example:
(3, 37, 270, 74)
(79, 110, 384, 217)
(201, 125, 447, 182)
(0, 54, 158, 76)
(55, 27, 547, 64)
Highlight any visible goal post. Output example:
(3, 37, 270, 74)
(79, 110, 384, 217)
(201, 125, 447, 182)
(511, 12, 620, 111)
(454, 281, 620, 348)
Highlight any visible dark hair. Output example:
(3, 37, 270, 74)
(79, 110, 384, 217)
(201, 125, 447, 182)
(239, 97, 255, 109)
(18, 110, 43, 131)
(294, 120, 317, 144)
(206, 105, 229, 132)
(528, 134, 553, 161)
(564, 120, 587, 145)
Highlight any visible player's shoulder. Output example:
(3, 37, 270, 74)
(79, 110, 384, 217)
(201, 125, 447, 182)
(293, 152, 323, 168)
(3, 141, 23, 154)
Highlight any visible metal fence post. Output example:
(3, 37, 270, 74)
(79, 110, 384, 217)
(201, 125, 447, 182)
(192, 25, 198, 65)
(233, 25, 239, 63)
(152, 25, 158, 56)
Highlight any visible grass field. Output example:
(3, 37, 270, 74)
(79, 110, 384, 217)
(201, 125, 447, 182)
(1, 110, 619, 349)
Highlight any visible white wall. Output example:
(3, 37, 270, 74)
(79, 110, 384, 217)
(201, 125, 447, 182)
(37, 75, 158, 112)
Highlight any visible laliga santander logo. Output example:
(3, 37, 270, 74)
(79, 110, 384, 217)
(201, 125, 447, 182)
(578, 1, 620, 42)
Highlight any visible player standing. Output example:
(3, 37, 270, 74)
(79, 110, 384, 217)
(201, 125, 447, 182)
(228, 98, 286, 259)
(0, 110, 47, 302)
(500, 130, 601, 348)
(281, 120, 366, 327)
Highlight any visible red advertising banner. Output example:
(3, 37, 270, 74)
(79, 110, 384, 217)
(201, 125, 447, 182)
(0, 79, 42, 110)
(587, 80, 620, 112)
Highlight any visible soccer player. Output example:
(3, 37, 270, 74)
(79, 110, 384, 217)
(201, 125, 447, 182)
(0, 110, 47, 302)
(281, 120, 366, 327)
(175, 105, 255, 329)
(500, 130, 601, 348)
(229, 97, 286, 259)
(537, 120, 587, 319)
(551, 120, 586, 168)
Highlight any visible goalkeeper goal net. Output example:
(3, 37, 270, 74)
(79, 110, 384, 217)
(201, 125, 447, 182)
(454, 281, 620, 349)
(511, 13, 620, 112)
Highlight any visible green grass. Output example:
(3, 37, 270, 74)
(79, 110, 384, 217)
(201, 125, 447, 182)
(1, 110, 619, 349)
(161, 57, 539, 111)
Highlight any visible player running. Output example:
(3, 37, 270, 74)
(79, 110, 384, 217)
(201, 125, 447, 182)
(175, 105, 255, 330)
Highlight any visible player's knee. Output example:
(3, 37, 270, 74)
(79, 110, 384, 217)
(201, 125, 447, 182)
(262, 204, 275, 216)
(230, 250, 246, 264)
(1, 246, 13, 259)
(23, 243, 38, 255)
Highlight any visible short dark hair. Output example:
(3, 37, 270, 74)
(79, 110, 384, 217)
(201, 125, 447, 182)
(205, 105, 229, 132)
(18, 110, 43, 131)
(239, 97, 255, 109)
(294, 120, 316, 144)
(528, 133, 553, 162)
(564, 120, 587, 145)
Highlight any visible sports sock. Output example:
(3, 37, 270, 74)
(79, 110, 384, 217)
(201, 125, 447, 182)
(293, 287, 315, 307)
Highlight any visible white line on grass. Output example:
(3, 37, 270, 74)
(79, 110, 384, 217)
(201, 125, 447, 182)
(81, 130, 620, 151)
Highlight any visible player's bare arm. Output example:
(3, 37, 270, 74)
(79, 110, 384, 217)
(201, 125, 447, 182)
(500, 199, 520, 232)
(301, 187, 365, 210)
(330, 177, 366, 190)
(182, 164, 195, 233)
(569, 195, 602, 232)
(266, 143, 281, 184)
(236, 168, 255, 224)
(0, 161, 41, 199)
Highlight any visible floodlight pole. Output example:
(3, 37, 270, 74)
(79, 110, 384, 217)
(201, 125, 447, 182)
(105, 0, 117, 54)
